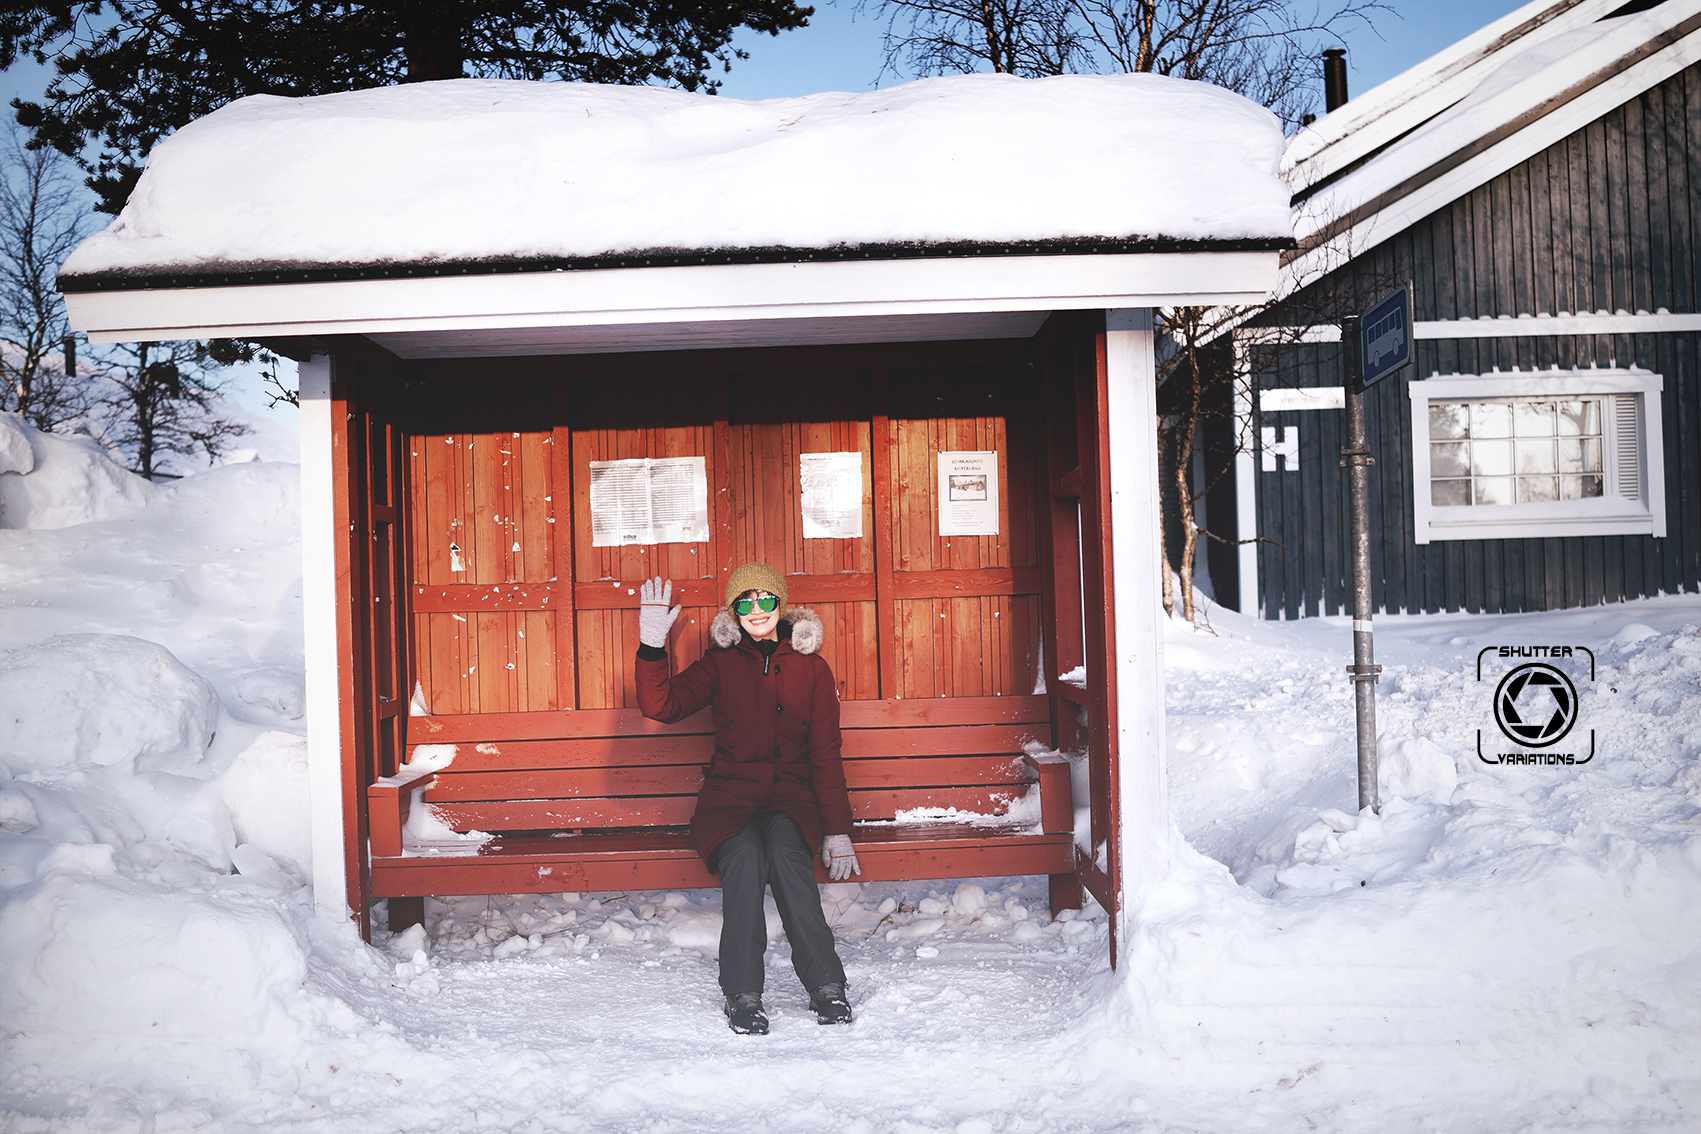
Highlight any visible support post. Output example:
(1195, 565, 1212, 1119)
(1104, 309, 1171, 930)
(299, 353, 352, 919)
(1339, 316, 1380, 814)
(1232, 334, 1260, 616)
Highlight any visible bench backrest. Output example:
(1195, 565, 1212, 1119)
(403, 694, 1051, 835)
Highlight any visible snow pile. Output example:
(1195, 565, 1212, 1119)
(63, 74, 1292, 278)
(0, 635, 222, 777)
(0, 412, 32, 475)
(0, 414, 157, 529)
(0, 440, 326, 1105)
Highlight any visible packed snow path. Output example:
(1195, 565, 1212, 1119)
(1, 418, 1698, 1132)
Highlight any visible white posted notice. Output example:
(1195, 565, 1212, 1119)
(588, 456, 710, 547)
(937, 451, 999, 536)
(799, 451, 864, 539)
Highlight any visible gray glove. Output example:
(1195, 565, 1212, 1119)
(822, 834, 860, 881)
(638, 576, 681, 649)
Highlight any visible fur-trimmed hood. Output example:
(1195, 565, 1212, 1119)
(709, 607, 823, 655)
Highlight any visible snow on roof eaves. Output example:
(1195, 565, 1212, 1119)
(1281, 0, 1701, 294)
(1283, 0, 1623, 195)
(59, 74, 1293, 289)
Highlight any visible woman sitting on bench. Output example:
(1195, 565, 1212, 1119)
(634, 563, 861, 1034)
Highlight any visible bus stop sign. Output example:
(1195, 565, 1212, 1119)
(1358, 285, 1413, 388)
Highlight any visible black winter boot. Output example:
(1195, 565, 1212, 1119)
(808, 982, 852, 1025)
(724, 993, 769, 1035)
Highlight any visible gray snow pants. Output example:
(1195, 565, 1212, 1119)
(713, 810, 847, 996)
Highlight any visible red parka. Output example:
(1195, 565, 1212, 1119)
(635, 608, 855, 867)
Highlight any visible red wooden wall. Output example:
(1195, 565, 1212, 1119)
(401, 346, 1047, 715)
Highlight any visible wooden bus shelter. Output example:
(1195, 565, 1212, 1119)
(60, 76, 1292, 965)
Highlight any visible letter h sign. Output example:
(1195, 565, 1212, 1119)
(1261, 425, 1299, 472)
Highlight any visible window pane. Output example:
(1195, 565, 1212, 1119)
(1514, 402, 1556, 437)
(1518, 476, 1559, 503)
(1516, 439, 1556, 474)
(1561, 473, 1604, 500)
(1557, 438, 1586, 472)
(1432, 479, 1471, 506)
(1476, 476, 1513, 505)
(1472, 439, 1512, 477)
(1429, 403, 1469, 440)
(1431, 441, 1470, 477)
(1558, 399, 1600, 437)
(1581, 437, 1601, 471)
(1471, 403, 1512, 438)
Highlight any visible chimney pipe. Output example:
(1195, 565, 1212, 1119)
(62, 335, 76, 377)
(1323, 49, 1349, 112)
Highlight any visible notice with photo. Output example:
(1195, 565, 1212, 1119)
(799, 451, 865, 539)
(588, 456, 710, 546)
(937, 450, 999, 536)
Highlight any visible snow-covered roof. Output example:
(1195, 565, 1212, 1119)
(1284, 0, 1622, 195)
(60, 74, 1293, 288)
(1280, 0, 1701, 295)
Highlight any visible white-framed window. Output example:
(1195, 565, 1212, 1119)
(1408, 368, 1666, 544)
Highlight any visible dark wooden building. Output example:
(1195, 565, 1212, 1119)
(1217, 0, 1701, 618)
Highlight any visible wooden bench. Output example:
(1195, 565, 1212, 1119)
(368, 694, 1079, 929)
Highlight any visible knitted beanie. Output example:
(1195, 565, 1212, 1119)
(724, 562, 787, 616)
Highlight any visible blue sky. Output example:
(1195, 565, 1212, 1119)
(715, 0, 1533, 102)
(3, 0, 1533, 429)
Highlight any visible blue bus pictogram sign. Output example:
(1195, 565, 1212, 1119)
(1358, 285, 1413, 388)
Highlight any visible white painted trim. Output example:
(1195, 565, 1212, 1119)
(1238, 341, 1265, 622)
(299, 354, 349, 922)
(1231, 311, 1701, 349)
(1232, 339, 1260, 617)
(1408, 369, 1666, 543)
(66, 252, 1279, 344)
(1643, 386, 1668, 540)
(1414, 312, 1701, 339)
(1104, 308, 1170, 935)
(1261, 386, 1346, 412)
(1287, 18, 1701, 296)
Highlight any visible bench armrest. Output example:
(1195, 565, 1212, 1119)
(1021, 752, 1074, 835)
(368, 763, 439, 859)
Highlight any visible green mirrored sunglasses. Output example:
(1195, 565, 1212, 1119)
(733, 594, 780, 616)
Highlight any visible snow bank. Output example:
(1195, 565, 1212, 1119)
(0, 414, 156, 529)
(63, 74, 1291, 278)
(210, 731, 312, 878)
(0, 412, 32, 475)
(0, 865, 308, 1041)
(0, 635, 221, 778)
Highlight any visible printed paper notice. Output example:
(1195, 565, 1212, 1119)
(937, 451, 999, 536)
(588, 457, 710, 547)
(799, 451, 864, 539)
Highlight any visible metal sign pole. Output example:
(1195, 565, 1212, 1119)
(1340, 314, 1382, 814)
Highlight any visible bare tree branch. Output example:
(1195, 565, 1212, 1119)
(0, 125, 92, 431)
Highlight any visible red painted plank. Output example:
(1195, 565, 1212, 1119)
(407, 695, 1050, 746)
(410, 707, 714, 743)
(1023, 752, 1074, 835)
(838, 695, 1050, 727)
(411, 583, 560, 612)
(424, 753, 1035, 802)
(403, 723, 1039, 773)
(369, 830, 1074, 897)
(429, 796, 698, 830)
